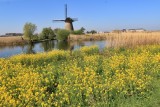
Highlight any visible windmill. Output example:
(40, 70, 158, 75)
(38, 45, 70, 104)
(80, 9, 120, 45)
(53, 4, 78, 31)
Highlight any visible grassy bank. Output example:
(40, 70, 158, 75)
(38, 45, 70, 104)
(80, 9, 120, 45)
(0, 36, 28, 46)
(0, 45, 160, 106)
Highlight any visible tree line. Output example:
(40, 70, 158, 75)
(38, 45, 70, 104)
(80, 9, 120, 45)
(23, 22, 97, 42)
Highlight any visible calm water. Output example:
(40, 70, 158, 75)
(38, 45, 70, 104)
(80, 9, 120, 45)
(0, 40, 108, 58)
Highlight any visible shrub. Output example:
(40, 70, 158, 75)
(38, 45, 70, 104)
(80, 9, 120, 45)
(71, 30, 83, 35)
(71, 27, 85, 35)
(86, 30, 97, 34)
(32, 34, 39, 41)
(56, 29, 70, 41)
(40, 27, 55, 40)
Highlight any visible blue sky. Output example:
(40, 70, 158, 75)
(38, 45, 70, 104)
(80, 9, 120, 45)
(0, 0, 160, 35)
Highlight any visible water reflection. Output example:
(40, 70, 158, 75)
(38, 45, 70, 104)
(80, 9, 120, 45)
(56, 41, 70, 50)
(0, 40, 108, 58)
(26, 43, 36, 54)
(41, 41, 55, 52)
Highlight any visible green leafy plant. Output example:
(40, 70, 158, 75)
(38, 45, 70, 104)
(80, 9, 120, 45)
(71, 27, 85, 35)
(40, 27, 55, 40)
(56, 29, 70, 41)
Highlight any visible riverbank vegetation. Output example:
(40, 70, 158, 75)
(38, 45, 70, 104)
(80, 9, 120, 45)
(0, 36, 28, 46)
(56, 29, 70, 41)
(0, 45, 160, 106)
(1, 21, 160, 46)
(39, 27, 56, 40)
(0, 32, 160, 46)
(70, 32, 160, 44)
(71, 27, 86, 35)
(107, 32, 160, 48)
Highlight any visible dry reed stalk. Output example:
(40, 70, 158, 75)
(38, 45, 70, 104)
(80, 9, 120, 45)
(69, 34, 108, 41)
(107, 32, 160, 48)
(0, 36, 28, 46)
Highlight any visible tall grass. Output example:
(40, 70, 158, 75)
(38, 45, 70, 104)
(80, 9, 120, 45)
(0, 36, 28, 46)
(107, 32, 160, 48)
(69, 34, 108, 41)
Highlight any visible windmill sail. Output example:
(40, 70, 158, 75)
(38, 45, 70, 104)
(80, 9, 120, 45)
(71, 18, 78, 21)
(53, 4, 78, 31)
(53, 20, 65, 22)
(65, 4, 67, 19)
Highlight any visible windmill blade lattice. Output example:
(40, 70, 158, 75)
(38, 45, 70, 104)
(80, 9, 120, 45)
(53, 4, 78, 31)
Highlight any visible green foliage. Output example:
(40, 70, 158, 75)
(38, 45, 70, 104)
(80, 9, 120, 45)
(53, 28, 61, 34)
(86, 30, 97, 34)
(40, 27, 55, 40)
(56, 29, 70, 41)
(71, 27, 85, 35)
(80, 45, 99, 55)
(23, 22, 37, 41)
(80, 27, 85, 33)
(32, 34, 39, 41)
(0, 45, 160, 106)
(71, 30, 83, 35)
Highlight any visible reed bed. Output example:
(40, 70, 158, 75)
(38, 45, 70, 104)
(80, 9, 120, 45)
(0, 36, 28, 46)
(107, 32, 160, 48)
(69, 34, 108, 41)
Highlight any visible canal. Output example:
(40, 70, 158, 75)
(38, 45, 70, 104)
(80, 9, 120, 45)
(0, 40, 108, 58)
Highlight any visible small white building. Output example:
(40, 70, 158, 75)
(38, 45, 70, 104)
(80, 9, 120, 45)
(126, 28, 146, 32)
(98, 31, 105, 34)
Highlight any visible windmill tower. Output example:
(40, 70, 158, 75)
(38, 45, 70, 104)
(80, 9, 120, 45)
(53, 4, 78, 31)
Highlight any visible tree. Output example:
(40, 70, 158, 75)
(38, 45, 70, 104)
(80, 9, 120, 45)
(80, 27, 85, 34)
(71, 30, 83, 35)
(86, 30, 97, 34)
(40, 27, 55, 40)
(90, 30, 97, 34)
(86, 31, 90, 34)
(71, 27, 86, 35)
(23, 22, 37, 41)
(57, 29, 70, 41)
(53, 28, 61, 34)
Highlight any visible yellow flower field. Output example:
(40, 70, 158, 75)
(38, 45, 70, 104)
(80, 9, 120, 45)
(0, 45, 160, 106)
